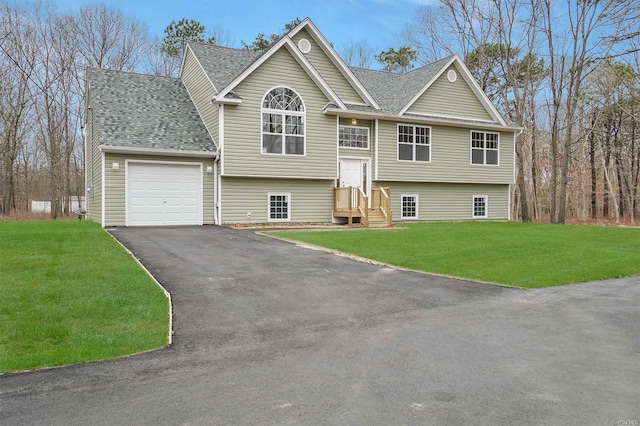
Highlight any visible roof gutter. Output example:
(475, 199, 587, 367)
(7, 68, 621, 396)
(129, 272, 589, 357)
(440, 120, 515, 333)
(323, 108, 522, 133)
(99, 145, 217, 158)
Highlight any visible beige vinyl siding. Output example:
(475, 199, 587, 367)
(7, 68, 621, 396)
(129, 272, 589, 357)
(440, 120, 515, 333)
(223, 48, 336, 179)
(85, 99, 102, 224)
(406, 65, 493, 121)
(103, 154, 215, 226)
(181, 48, 218, 143)
(291, 29, 365, 104)
(221, 177, 334, 223)
(376, 120, 515, 184)
(375, 181, 509, 221)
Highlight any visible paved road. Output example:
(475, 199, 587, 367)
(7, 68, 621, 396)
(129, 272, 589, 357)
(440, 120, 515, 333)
(1, 226, 638, 425)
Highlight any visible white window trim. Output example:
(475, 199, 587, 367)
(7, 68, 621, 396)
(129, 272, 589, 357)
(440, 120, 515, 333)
(470, 130, 500, 166)
(472, 195, 488, 219)
(338, 125, 370, 150)
(397, 123, 432, 163)
(267, 192, 291, 222)
(261, 87, 306, 157)
(401, 194, 419, 220)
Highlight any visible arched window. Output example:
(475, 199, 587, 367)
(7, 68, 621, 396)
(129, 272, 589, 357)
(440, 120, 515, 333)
(261, 87, 305, 155)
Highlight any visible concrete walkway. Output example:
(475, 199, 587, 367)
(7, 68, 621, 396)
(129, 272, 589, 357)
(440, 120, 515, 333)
(1, 226, 638, 425)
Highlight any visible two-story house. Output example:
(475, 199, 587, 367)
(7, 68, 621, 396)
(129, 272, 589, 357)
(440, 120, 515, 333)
(84, 18, 520, 227)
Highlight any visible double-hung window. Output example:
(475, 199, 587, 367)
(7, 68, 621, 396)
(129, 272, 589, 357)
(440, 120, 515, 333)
(262, 87, 305, 156)
(339, 126, 369, 149)
(398, 124, 430, 162)
(471, 131, 499, 165)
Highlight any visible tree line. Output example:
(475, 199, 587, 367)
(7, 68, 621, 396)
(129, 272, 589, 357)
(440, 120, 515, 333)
(1, 0, 638, 224)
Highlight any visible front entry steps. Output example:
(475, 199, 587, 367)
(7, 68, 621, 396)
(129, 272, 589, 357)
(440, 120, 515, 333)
(366, 209, 390, 228)
(333, 186, 393, 228)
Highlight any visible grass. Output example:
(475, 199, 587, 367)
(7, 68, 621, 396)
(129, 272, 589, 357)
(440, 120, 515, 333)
(0, 220, 169, 373)
(271, 222, 640, 288)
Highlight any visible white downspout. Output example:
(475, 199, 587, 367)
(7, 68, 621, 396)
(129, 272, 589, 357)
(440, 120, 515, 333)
(214, 152, 220, 225)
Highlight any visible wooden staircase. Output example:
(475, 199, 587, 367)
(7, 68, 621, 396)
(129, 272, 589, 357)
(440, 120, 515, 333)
(333, 186, 392, 228)
(366, 209, 390, 228)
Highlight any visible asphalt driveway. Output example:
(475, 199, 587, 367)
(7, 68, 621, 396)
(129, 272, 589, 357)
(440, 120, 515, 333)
(1, 226, 638, 425)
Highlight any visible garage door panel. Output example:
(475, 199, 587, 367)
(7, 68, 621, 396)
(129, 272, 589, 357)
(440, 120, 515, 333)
(127, 162, 202, 226)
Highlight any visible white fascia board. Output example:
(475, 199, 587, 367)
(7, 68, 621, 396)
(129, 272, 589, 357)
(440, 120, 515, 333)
(324, 108, 521, 132)
(178, 45, 188, 79)
(292, 19, 381, 110)
(212, 96, 242, 105)
(99, 145, 217, 158)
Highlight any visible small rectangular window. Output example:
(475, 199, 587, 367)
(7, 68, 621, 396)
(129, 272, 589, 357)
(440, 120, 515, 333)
(473, 195, 487, 218)
(398, 124, 431, 162)
(401, 194, 418, 220)
(268, 193, 291, 222)
(339, 126, 369, 149)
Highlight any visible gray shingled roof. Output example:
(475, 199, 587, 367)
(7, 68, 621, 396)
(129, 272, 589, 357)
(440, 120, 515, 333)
(187, 42, 262, 91)
(350, 56, 453, 114)
(88, 68, 215, 152)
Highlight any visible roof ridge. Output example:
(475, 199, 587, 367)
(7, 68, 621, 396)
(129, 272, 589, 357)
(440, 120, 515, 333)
(187, 41, 248, 53)
(87, 67, 180, 81)
(403, 54, 457, 75)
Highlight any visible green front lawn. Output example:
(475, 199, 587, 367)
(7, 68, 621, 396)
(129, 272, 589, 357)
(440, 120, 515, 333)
(0, 220, 169, 373)
(272, 222, 640, 288)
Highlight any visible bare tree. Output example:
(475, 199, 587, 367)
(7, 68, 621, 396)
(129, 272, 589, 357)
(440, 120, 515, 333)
(0, 2, 37, 214)
(402, 0, 498, 65)
(144, 37, 181, 77)
(340, 40, 375, 68)
(208, 24, 233, 47)
(540, 0, 631, 223)
(65, 4, 150, 72)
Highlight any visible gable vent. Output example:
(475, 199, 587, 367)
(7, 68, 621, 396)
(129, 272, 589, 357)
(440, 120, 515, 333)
(298, 38, 312, 54)
(447, 69, 457, 82)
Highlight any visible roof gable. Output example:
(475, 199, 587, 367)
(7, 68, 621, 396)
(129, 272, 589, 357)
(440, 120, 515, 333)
(400, 55, 506, 124)
(214, 35, 346, 108)
(350, 56, 450, 114)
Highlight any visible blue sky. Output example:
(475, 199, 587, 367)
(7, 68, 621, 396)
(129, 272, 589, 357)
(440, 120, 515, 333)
(53, 0, 437, 54)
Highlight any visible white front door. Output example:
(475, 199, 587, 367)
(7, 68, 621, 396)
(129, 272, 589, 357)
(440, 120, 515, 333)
(339, 158, 370, 208)
(340, 159, 363, 189)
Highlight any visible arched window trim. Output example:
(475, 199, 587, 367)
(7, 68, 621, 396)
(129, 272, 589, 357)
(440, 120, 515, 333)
(261, 86, 306, 156)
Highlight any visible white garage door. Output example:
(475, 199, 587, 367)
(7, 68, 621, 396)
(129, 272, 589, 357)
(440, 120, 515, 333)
(127, 162, 202, 226)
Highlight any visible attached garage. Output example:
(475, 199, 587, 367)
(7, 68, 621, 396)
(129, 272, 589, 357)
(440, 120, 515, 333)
(126, 161, 203, 226)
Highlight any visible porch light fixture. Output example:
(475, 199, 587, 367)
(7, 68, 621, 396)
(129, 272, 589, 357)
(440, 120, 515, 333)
(112, 162, 120, 170)
(351, 118, 357, 125)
